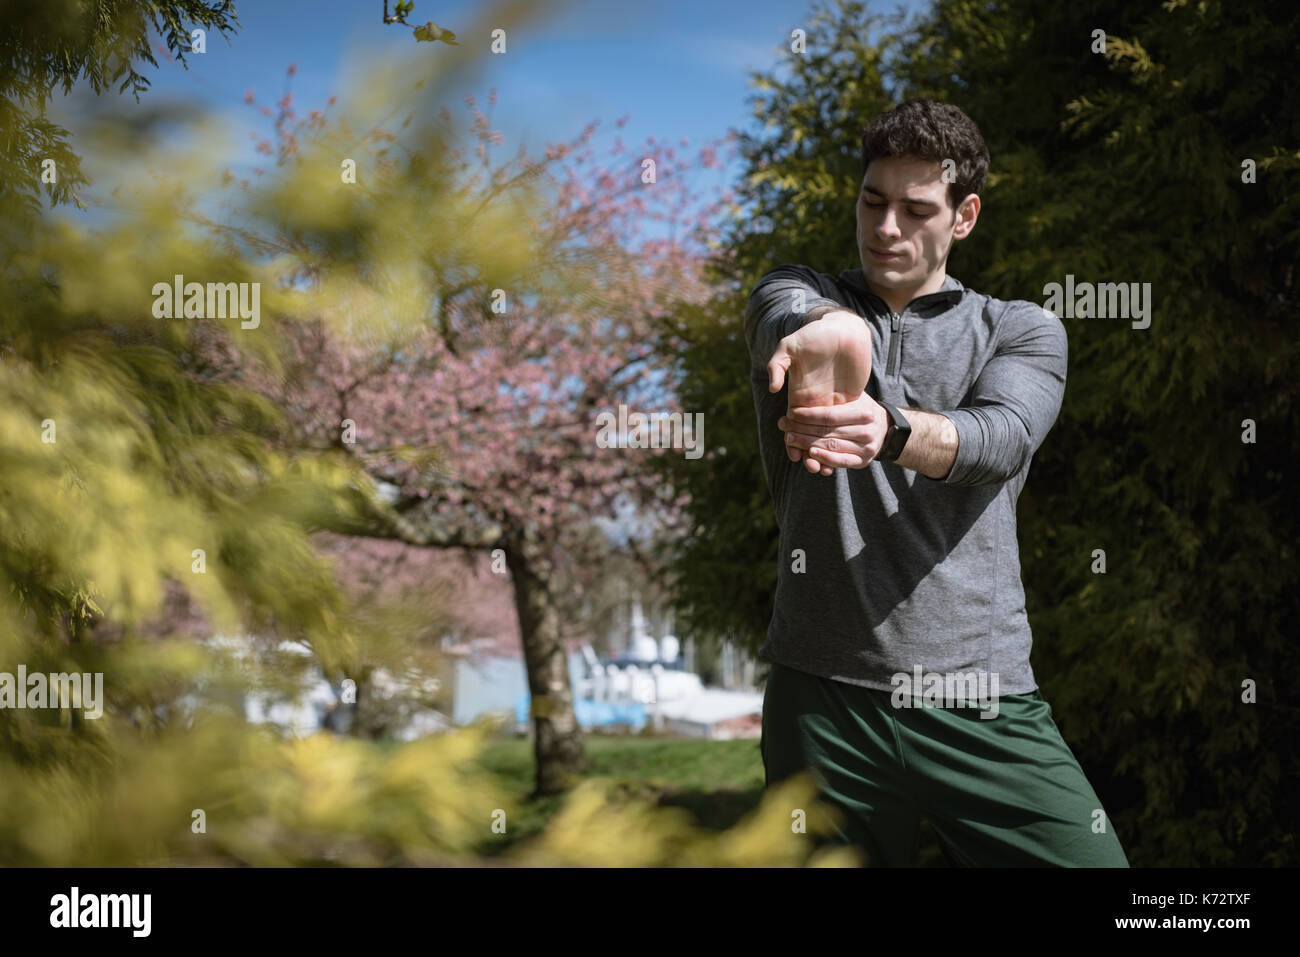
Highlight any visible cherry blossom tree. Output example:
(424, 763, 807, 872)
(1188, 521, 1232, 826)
(220, 66, 729, 793)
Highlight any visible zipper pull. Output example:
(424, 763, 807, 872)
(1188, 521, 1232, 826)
(887, 312, 901, 376)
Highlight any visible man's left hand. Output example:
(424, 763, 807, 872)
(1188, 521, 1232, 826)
(778, 393, 890, 472)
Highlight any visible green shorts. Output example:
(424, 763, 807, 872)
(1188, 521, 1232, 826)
(760, 662, 1130, 867)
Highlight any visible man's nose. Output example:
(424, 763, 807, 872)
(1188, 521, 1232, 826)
(875, 207, 901, 239)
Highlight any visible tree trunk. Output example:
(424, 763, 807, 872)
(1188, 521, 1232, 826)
(329, 475, 588, 793)
(503, 524, 587, 796)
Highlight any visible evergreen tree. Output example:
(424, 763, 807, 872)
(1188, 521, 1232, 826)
(661, 0, 1299, 865)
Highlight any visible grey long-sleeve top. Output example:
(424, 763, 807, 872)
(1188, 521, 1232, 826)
(743, 264, 1068, 694)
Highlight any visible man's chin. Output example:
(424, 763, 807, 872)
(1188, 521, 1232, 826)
(861, 263, 908, 285)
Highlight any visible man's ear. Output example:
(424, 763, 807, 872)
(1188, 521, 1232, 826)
(952, 193, 980, 240)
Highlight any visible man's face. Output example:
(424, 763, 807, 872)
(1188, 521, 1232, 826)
(856, 156, 976, 300)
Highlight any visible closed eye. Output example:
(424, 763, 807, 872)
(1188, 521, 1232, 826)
(861, 197, 929, 219)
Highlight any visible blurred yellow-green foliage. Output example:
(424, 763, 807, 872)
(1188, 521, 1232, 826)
(0, 706, 858, 866)
(0, 2, 847, 867)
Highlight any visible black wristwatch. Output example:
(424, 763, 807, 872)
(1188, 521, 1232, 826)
(877, 399, 911, 463)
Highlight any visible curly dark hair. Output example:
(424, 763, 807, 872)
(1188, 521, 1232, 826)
(860, 99, 990, 213)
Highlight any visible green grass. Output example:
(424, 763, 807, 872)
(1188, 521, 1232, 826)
(470, 734, 767, 857)
(476, 734, 766, 791)
(467, 733, 948, 865)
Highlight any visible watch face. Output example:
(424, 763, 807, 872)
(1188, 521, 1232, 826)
(892, 410, 910, 438)
(882, 404, 908, 461)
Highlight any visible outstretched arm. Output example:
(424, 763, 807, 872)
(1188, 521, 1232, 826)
(779, 303, 1067, 486)
(765, 307, 873, 474)
(779, 397, 958, 479)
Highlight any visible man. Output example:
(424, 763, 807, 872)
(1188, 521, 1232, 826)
(744, 98, 1129, 867)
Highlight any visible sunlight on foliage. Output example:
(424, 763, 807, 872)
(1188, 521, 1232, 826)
(0, 0, 827, 867)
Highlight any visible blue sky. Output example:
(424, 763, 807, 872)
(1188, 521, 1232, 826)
(62, 0, 925, 214)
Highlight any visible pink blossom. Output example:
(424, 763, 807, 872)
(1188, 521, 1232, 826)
(235, 107, 728, 634)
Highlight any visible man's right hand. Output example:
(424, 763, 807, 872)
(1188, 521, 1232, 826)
(767, 309, 873, 472)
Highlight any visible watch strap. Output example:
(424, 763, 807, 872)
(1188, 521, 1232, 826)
(877, 399, 910, 463)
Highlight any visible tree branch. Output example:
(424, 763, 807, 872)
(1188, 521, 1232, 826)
(324, 459, 502, 549)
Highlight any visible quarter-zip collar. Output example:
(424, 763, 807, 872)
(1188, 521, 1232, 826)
(839, 270, 965, 378)
(840, 269, 965, 315)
